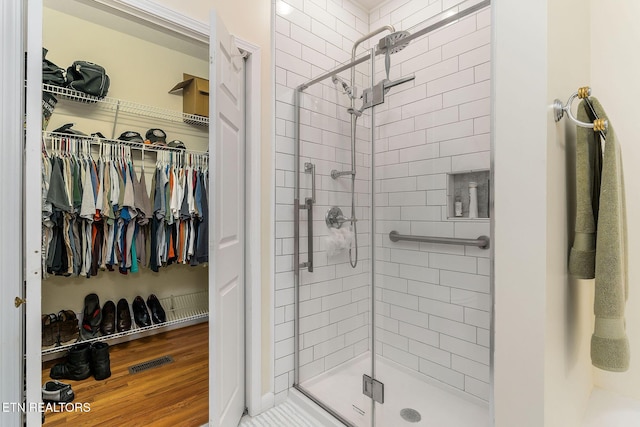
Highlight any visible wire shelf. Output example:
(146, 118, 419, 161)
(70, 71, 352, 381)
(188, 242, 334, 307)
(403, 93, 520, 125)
(42, 290, 209, 356)
(43, 83, 209, 127)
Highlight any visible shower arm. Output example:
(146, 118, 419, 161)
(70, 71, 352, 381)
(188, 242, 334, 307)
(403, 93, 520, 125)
(350, 25, 396, 94)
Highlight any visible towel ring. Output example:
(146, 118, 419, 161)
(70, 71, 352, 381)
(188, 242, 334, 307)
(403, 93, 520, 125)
(553, 87, 608, 134)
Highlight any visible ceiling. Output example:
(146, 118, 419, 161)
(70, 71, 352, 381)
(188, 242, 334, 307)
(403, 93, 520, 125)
(354, 0, 389, 11)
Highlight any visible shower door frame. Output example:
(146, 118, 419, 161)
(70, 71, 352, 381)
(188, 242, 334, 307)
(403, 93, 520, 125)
(292, 2, 494, 426)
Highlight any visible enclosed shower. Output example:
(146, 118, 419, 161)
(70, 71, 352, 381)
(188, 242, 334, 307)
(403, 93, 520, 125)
(278, 0, 492, 425)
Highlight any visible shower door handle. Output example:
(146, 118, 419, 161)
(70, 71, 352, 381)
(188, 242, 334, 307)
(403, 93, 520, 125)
(296, 197, 314, 272)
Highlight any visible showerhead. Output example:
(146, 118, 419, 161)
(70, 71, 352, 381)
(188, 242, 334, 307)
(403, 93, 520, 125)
(332, 75, 356, 99)
(378, 30, 411, 55)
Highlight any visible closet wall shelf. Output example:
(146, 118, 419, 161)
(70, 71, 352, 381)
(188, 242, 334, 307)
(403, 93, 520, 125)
(43, 131, 209, 156)
(43, 83, 209, 127)
(42, 290, 209, 360)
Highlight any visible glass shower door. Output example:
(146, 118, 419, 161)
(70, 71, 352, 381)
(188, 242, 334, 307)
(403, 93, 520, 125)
(293, 51, 374, 427)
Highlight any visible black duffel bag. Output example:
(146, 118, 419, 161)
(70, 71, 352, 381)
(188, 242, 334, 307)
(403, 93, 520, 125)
(42, 48, 67, 87)
(66, 60, 110, 98)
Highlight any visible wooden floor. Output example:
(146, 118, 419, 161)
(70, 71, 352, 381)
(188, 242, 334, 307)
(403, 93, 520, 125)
(42, 322, 208, 427)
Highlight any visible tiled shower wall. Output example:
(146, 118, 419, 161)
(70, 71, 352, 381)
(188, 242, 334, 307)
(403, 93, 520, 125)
(273, 0, 373, 402)
(273, 0, 492, 404)
(370, 1, 491, 401)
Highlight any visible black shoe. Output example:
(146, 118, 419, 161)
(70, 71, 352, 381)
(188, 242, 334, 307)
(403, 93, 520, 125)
(116, 298, 132, 332)
(80, 293, 102, 340)
(100, 301, 116, 335)
(42, 380, 74, 403)
(50, 343, 92, 381)
(147, 294, 166, 324)
(91, 342, 111, 381)
(132, 296, 151, 328)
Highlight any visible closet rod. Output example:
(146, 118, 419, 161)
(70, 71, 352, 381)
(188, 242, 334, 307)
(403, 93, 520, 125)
(43, 131, 209, 156)
(553, 86, 608, 139)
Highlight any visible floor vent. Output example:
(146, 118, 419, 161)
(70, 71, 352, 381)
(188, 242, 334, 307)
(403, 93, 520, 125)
(128, 355, 174, 374)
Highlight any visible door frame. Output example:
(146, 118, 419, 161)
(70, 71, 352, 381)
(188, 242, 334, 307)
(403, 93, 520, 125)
(18, 0, 265, 424)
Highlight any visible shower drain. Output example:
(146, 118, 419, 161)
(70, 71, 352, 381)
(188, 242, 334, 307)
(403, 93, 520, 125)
(400, 408, 422, 423)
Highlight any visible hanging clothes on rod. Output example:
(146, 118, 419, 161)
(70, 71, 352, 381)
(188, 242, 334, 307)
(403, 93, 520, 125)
(41, 133, 209, 279)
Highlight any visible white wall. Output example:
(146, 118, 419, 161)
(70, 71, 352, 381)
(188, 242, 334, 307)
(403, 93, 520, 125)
(590, 0, 640, 402)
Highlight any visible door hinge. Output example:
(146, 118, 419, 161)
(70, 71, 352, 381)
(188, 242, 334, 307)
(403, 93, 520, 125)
(362, 374, 384, 404)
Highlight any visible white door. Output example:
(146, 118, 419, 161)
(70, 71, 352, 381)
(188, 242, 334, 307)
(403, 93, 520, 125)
(209, 10, 246, 427)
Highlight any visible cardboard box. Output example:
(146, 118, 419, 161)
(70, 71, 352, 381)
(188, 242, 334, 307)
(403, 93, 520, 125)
(169, 73, 209, 118)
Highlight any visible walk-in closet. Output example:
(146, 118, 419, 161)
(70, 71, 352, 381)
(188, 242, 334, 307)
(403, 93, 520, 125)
(26, 1, 248, 425)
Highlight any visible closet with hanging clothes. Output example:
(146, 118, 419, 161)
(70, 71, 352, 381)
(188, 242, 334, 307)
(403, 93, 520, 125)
(38, 0, 212, 424)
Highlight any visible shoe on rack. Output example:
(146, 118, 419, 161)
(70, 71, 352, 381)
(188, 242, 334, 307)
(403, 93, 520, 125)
(42, 314, 59, 348)
(58, 310, 79, 344)
(49, 342, 92, 381)
(116, 298, 132, 333)
(79, 293, 102, 341)
(146, 294, 166, 324)
(100, 301, 116, 336)
(132, 296, 151, 328)
(42, 380, 74, 403)
(91, 342, 111, 381)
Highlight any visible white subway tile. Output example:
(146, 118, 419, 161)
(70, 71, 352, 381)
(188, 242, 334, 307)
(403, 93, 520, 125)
(466, 376, 490, 401)
(377, 314, 400, 333)
(325, 346, 355, 370)
(275, 255, 294, 274)
(308, 277, 342, 298)
(276, 32, 302, 58)
(400, 321, 439, 346)
(477, 7, 491, 29)
(379, 118, 416, 139)
(275, 320, 295, 342)
(336, 19, 364, 45)
(275, 221, 294, 239)
(382, 288, 420, 310)
(419, 298, 464, 321)
(300, 297, 322, 317)
(474, 62, 491, 82)
(427, 69, 474, 97)
(408, 280, 451, 302)
(401, 206, 442, 221)
(274, 372, 290, 394)
(305, 0, 336, 29)
(439, 134, 490, 157)
(452, 354, 490, 382)
(474, 115, 490, 134)
(401, 1, 443, 30)
(299, 358, 324, 380)
(275, 353, 294, 376)
(429, 253, 477, 273)
(399, 263, 440, 283)
(429, 15, 477, 49)
(383, 343, 420, 371)
(300, 311, 330, 334)
(443, 80, 490, 108)
(464, 307, 490, 329)
(408, 156, 451, 176)
(285, 305, 295, 322)
(326, 0, 356, 27)
(380, 176, 417, 193)
(376, 108, 402, 127)
(401, 94, 443, 120)
(430, 315, 476, 342)
(275, 337, 295, 360)
(477, 258, 490, 276)
(426, 119, 474, 143)
(454, 221, 490, 239)
(302, 265, 337, 286)
(345, 325, 369, 346)
(275, 15, 291, 37)
(351, 285, 369, 302)
(451, 151, 490, 172)
(388, 191, 427, 206)
(416, 173, 447, 191)
(442, 26, 490, 59)
(459, 97, 490, 120)
(441, 270, 490, 293)
(389, 305, 429, 328)
(311, 19, 342, 49)
(313, 335, 345, 359)
(377, 274, 409, 293)
(322, 290, 353, 311)
(410, 339, 451, 367)
(378, 163, 409, 179)
(329, 302, 360, 323)
(459, 44, 490, 70)
(476, 327, 490, 347)
(276, 50, 312, 80)
(440, 334, 489, 364)
(337, 312, 367, 335)
(451, 288, 491, 311)
(279, 3, 311, 31)
(415, 106, 459, 131)
(341, 0, 369, 23)
(276, 100, 295, 122)
(401, 49, 444, 77)
(275, 306, 285, 325)
(303, 323, 338, 348)
(427, 189, 447, 205)
(388, 130, 427, 151)
(419, 358, 464, 389)
(411, 221, 454, 238)
(291, 23, 326, 55)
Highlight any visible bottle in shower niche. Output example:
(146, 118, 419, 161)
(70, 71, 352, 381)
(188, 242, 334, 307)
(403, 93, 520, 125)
(468, 181, 478, 219)
(454, 197, 463, 217)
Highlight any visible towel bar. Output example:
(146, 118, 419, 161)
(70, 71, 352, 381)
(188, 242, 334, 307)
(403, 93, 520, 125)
(388, 231, 490, 249)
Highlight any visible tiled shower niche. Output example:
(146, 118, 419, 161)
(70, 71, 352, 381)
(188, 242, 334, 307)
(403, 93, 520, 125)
(448, 171, 490, 219)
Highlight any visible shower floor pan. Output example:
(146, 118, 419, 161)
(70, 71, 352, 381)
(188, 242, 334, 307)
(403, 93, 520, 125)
(300, 352, 489, 427)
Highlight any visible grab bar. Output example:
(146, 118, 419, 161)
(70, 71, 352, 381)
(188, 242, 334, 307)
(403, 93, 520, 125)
(298, 162, 316, 272)
(389, 231, 490, 249)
